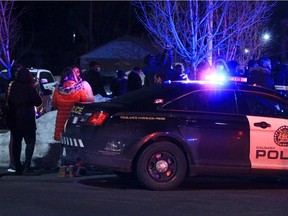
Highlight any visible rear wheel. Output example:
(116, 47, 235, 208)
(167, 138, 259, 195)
(136, 141, 187, 190)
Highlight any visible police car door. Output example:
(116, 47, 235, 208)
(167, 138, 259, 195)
(165, 89, 251, 174)
(237, 91, 288, 171)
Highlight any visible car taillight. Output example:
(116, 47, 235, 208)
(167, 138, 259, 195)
(87, 112, 109, 126)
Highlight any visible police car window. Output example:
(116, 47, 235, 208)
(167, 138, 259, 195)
(238, 92, 288, 118)
(163, 90, 237, 114)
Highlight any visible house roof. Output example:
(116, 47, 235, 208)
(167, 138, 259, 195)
(80, 37, 159, 60)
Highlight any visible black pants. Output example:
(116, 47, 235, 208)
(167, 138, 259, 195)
(11, 129, 36, 172)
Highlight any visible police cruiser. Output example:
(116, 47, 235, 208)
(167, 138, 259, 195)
(61, 79, 288, 190)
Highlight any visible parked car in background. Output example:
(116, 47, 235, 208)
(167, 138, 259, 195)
(29, 68, 57, 93)
(61, 80, 288, 190)
(0, 68, 58, 117)
(28, 68, 58, 117)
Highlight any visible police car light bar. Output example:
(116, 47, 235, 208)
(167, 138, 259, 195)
(229, 76, 247, 83)
(205, 74, 247, 83)
(205, 74, 227, 82)
(275, 85, 288, 91)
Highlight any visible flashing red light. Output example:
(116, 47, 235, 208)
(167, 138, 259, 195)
(87, 112, 109, 126)
(154, 99, 164, 104)
(230, 76, 247, 83)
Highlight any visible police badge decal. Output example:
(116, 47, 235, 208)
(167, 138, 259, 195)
(274, 126, 288, 147)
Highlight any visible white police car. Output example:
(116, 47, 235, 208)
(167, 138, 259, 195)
(61, 79, 288, 190)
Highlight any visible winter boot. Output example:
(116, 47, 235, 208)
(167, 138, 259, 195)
(68, 165, 76, 178)
(57, 166, 67, 177)
(23, 165, 39, 176)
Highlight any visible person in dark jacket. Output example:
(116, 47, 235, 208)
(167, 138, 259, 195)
(127, 67, 142, 92)
(83, 61, 107, 97)
(7, 64, 24, 173)
(142, 48, 173, 86)
(169, 63, 188, 81)
(248, 57, 275, 90)
(271, 59, 288, 97)
(109, 69, 128, 97)
(7, 68, 43, 175)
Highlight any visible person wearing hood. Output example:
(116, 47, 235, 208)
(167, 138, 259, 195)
(52, 67, 94, 142)
(7, 67, 43, 175)
(109, 69, 128, 97)
(248, 57, 275, 90)
(271, 59, 288, 97)
(212, 58, 230, 75)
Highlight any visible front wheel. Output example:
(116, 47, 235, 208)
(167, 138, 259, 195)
(136, 141, 187, 190)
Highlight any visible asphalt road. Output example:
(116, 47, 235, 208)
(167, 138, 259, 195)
(1, 168, 288, 216)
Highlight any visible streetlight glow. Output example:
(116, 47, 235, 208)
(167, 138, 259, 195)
(262, 33, 270, 41)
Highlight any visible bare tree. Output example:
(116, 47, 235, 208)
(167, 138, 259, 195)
(132, 0, 275, 78)
(213, 1, 275, 69)
(0, 0, 22, 79)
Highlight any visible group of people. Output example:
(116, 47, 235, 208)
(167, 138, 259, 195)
(196, 56, 288, 97)
(109, 66, 143, 97)
(246, 57, 288, 96)
(3, 54, 192, 175)
(108, 51, 284, 99)
(4, 61, 101, 175)
(108, 49, 189, 98)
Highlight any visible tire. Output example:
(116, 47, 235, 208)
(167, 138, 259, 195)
(136, 141, 187, 191)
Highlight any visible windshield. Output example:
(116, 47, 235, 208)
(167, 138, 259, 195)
(109, 83, 195, 105)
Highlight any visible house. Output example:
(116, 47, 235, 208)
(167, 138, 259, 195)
(79, 36, 159, 76)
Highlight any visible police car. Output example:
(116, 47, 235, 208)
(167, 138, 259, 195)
(61, 79, 288, 190)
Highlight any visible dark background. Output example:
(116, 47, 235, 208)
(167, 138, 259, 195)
(14, 1, 147, 75)
(13, 1, 288, 75)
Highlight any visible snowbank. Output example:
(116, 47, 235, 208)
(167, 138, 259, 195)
(0, 94, 110, 167)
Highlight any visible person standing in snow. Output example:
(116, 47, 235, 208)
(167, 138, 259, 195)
(109, 69, 128, 97)
(83, 61, 107, 97)
(7, 68, 43, 175)
(52, 67, 94, 142)
(127, 66, 143, 92)
(6, 64, 24, 173)
(72, 66, 94, 101)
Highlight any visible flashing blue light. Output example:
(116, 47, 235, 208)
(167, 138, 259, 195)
(164, 80, 172, 84)
(205, 73, 227, 82)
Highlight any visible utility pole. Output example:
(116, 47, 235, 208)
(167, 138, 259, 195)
(88, 1, 93, 51)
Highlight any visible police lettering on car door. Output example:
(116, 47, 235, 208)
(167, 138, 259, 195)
(248, 117, 288, 170)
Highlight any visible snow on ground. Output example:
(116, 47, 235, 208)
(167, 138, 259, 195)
(0, 110, 57, 167)
(0, 94, 110, 168)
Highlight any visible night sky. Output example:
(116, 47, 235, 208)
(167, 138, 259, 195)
(14, 1, 146, 74)
(13, 1, 288, 75)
